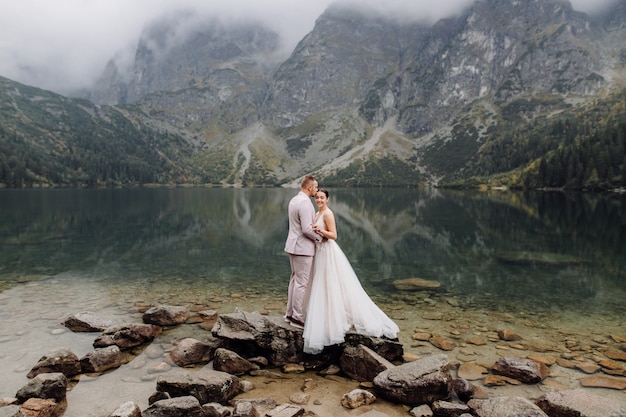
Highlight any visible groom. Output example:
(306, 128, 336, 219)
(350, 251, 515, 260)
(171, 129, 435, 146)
(284, 175, 320, 329)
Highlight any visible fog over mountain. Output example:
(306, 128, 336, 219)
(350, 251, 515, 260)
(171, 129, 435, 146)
(0, 0, 619, 94)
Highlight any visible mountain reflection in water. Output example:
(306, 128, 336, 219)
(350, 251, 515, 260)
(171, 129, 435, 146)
(1, 188, 625, 312)
(1, 187, 626, 416)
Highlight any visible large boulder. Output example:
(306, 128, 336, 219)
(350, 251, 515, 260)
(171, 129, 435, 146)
(168, 338, 215, 367)
(340, 344, 394, 382)
(468, 397, 548, 417)
(492, 357, 549, 384)
(211, 310, 306, 366)
(80, 345, 125, 373)
(142, 396, 206, 417)
(27, 348, 81, 378)
(213, 348, 258, 375)
(535, 389, 626, 417)
(62, 311, 120, 332)
(156, 369, 240, 405)
(93, 323, 162, 350)
(373, 354, 452, 406)
(212, 310, 403, 367)
(15, 373, 67, 403)
(143, 306, 190, 327)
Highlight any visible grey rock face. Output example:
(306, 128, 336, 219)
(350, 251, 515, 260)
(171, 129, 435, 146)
(93, 323, 162, 350)
(468, 397, 549, 417)
(79, 345, 125, 373)
(535, 389, 626, 417)
(79, 0, 626, 185)
(27, 348, 81, 378)
(62, 311, 120, 332)
(373, 354, 453, 406)
(156, 369, 240, 405)
(143, 305, 190, 326)
(15, 372, 67, 403)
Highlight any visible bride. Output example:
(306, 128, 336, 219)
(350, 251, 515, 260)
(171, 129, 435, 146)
(303, 189, 399, 354)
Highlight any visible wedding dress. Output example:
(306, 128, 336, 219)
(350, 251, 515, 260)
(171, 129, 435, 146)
(303, 213, 399, 354)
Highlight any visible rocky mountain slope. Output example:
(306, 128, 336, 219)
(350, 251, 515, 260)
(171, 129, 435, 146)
(2, 0, 626, 188)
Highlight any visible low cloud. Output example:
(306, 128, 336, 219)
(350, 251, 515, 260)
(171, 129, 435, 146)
(0, 0, 618, 94)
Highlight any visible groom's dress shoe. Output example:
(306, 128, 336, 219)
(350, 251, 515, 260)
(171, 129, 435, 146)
(289, 317, 305, 329)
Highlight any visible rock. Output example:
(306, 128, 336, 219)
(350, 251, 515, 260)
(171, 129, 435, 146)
(452, 378, 475, 403)
(26, 348, 81, 378)
(492, 357, 549, 383)
(343, 333, 404, 362)
(213, 348, 257, 375)
(108, 401, 142, 417)
(373, 354, 453, 406)
(339, 344, 394, 382)
(579, 375, 626, 390)
(15, 373, 67, 403)
(212, 310, 305, 366)
(358, 411, 391, 417)
(429, 335, 455, 351)
(598, 359, 623, 371)
(340, 389, 376, 409)
(466, 338, 487, 346)
(232, 401, 259, 417)
(289, 393, 310, 405)
(301, 379, 317, 392)
(282, 363, 305, 374)
(468, 397, 549, 417)
(0, 404, 21, 417)
(392, 278, 441, 291)
(431, 400, 471, 416)
(212, 311, 402, 367)
(457, 363, 488, 380)
(527, 354, 556, 366)
(168, 338, 214, 367)
(483, 375, 520, 386)
(62, 311, 119, 332)
(143, 306, 190, 326)
(497, 330, 522, 341)
(265, 403, 304, 417)
(231, 398, 276, 414)
(203, 402, 232, 417)
(604, 349, 626, 362)
(19, 398, 57, 417)
(409, 404, 433, 417)
(535, 389, 626, 417)
(93, 323, 162, 350)
(156, 369, 240, 404)
(80, 345, 125, 373)
(142, 396, 206, 417)
(574, 361, 600, 374)
(148, 391, 170, 405)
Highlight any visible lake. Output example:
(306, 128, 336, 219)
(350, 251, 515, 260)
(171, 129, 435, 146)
(1, 187, 625, 415)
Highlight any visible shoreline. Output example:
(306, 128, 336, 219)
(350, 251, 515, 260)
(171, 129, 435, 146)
(0, 274, 625, 416)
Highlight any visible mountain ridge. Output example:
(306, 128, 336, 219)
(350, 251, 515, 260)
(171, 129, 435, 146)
(1, 0, 626, 189)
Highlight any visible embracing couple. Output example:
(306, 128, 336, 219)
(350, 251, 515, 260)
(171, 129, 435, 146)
(284, 175, 399, 354)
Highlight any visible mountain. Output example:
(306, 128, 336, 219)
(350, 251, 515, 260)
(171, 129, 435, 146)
(2, 0, 626, 189)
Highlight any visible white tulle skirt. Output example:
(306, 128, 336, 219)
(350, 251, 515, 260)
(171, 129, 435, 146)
(303, 239, 399, 354)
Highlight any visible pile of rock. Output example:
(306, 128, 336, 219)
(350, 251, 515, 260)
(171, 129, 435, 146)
(1, 306, 625, 417)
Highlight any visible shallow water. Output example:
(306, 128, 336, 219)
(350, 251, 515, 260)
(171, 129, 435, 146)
(0, 188, 625, 415)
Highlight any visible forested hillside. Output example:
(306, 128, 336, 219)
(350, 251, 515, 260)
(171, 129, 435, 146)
(440, 90, 626, 191)
(0, 77, 195, 187)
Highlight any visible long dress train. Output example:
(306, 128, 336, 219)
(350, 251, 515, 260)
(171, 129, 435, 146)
(303, 215, 399, 354)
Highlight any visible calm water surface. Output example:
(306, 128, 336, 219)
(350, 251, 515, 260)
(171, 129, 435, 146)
(0, 187, 625, 415)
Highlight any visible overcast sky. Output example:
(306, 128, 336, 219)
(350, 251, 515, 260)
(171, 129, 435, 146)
(0, 0, 618, 94)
